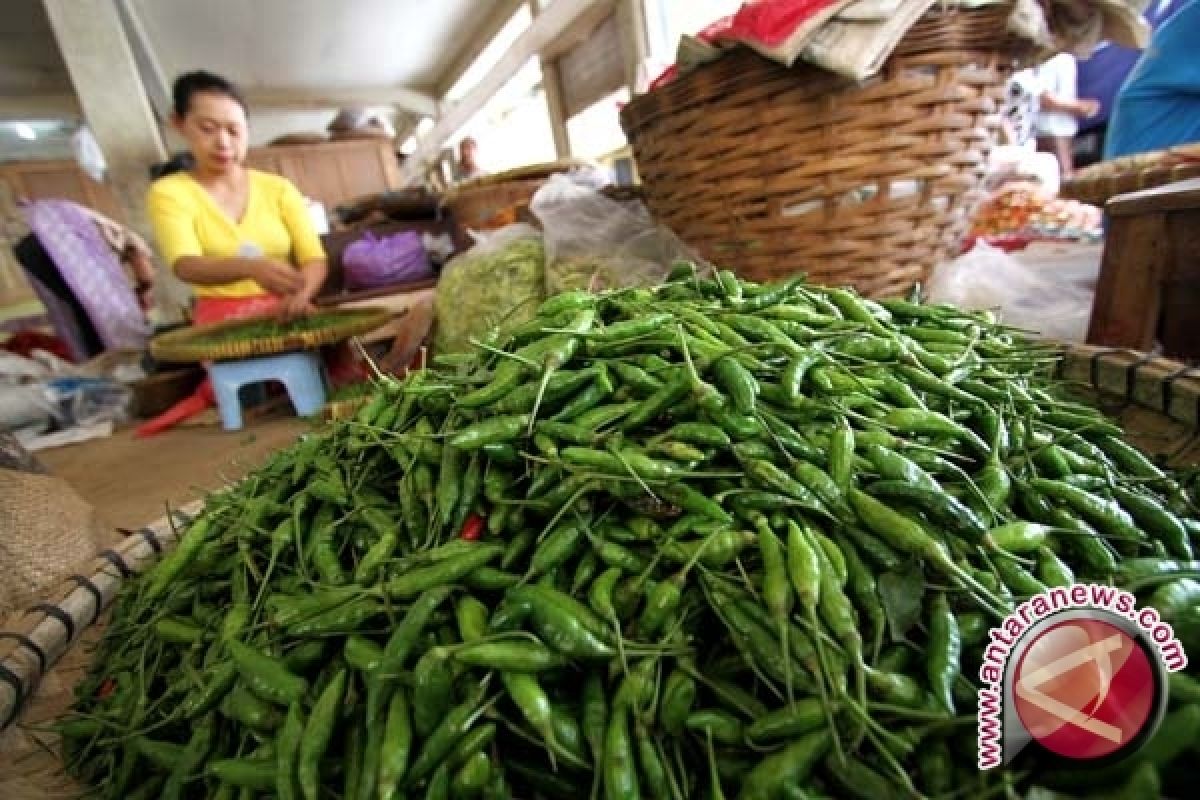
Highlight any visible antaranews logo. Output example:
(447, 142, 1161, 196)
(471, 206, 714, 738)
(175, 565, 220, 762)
(977, 583, 1187, 769)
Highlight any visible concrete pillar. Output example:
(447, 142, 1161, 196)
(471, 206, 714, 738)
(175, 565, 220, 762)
(42, 0, 166, 230)
(42, 0, 183, 317)
(541, 59, 572, 159)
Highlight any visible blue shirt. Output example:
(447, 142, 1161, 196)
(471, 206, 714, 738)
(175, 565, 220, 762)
(1106, 0, 1200, 158)
(1077, 0, 1185, 133)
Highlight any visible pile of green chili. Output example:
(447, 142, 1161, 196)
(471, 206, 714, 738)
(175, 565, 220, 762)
(61, 265, 1200, 799)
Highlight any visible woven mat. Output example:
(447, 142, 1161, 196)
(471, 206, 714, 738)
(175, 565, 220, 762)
(0, 470, 117, 618)
(0, 503, 199, 796)
(0, 622, 100, 799)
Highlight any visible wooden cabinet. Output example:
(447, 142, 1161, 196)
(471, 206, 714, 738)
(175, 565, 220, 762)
(0, 160, 124, 221)
(1088, 177, 1200, 361)
(246, 138, 402, 214)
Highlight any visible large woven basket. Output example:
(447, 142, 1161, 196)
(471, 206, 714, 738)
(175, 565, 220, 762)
(620, 4, 1033, 297)
(150, 307, 391, 363)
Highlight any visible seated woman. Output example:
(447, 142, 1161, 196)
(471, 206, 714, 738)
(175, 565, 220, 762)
(1105, 0, 1200, 160)
(147, 70, 327, 325)
(140, 71, 331, 434)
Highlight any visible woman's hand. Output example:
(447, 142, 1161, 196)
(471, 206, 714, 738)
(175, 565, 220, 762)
(1076, 98, 1101, 119)
(277, 292, 317, 322)
(135, 283, 155, 313)
(251, 259, 305, 295)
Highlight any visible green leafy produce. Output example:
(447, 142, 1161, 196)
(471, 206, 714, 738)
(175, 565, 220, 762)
(62, 266, 1200, 799)
(433, 232, 545, 355)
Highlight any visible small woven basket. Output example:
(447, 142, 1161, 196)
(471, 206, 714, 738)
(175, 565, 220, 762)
(150, 307, 391, 363)
(1060, 144, 1200, 208)
(443, 160, 597, 247)
(620, 4, 1032, 297)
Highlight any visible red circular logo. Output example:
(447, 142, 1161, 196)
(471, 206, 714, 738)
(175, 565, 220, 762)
(1013, 618, 1156, 760)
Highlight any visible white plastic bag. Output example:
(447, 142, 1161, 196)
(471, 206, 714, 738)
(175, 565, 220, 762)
(0, 385, 54, 434)
(927, 242, 1097, 342)
(43, 377, 133, 428)
(71, 125, 107, 183)
(0, 352, 50, 387)
(531, 174, 705, 295)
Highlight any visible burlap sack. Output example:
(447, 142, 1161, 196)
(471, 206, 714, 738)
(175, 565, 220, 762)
(0, 467, 109, 618)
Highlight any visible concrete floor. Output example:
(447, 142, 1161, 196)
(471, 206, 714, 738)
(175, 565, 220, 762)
(37, 416, 309, 529)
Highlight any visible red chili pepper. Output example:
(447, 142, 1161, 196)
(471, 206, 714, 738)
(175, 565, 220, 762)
(96, 677, 117, 699)
(460, 513, 485, 541)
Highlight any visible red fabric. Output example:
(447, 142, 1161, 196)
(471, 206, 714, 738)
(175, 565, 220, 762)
(647, 0, 839, 90)
(723, 0, 839, 47)
(136, 295, 279, 437)
(2, 330, 73, 362)
(134, 381, 216, 438)
(192, 294, 280, 325)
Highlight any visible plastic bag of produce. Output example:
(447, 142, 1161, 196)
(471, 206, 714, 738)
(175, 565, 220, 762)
(532, 174, 703, 295)
(433, 224, 546, 355)
(342, 230, 433, 289)
(927, 241, 1097, 342)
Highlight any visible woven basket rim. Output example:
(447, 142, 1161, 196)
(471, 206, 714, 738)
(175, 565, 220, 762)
(447, 160, 595, 197)
(150, 307, 391, 363)
(621, 4, 1026, 136)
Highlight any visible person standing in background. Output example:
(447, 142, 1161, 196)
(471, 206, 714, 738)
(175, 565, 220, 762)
(1034, 54, 1101, 178)
(1075, 0, 1187, 166)
(1106, 0, 1200, 160)
(453, 137, 487, 183)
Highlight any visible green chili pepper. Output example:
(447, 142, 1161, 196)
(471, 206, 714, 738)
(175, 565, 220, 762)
(986, 521, 1053, 553)
(394, 685, 482, 786)
(739, 730, 831, 799)
(928, 593, 961, 713)
(1036, 546, 1076, 588)
(1029, 478, 1140, 544)
(412, 649, 453, 737)
(1113, 487, 1193, 559)
(383, 544, 503, 598)
(745, 698, 827, 744)
(445, 640, 568, 671)
(297, 668, 346, 800)
(227, 640, 308, 706)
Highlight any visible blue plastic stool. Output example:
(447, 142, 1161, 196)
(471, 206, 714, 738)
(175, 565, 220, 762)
(208, 351, 326, 431)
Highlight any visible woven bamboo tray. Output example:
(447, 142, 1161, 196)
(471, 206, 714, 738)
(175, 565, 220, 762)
(1, 503, 201, 799)
(1060, 144, 1200, 208)
(323, 394, 369, 422)
(150, 307, 391, 363)
(620, 3, 1034, 298)
(5, 346, 1200, 796)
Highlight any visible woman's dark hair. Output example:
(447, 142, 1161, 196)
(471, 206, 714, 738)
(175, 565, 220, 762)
(149, 151, 195, 180)
(172, 70, 246, 117)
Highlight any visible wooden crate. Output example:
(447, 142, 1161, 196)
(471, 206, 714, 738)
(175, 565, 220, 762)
(1087, 177, 1200, 361)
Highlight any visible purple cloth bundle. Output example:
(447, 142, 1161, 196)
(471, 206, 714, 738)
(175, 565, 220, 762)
(21, 199, 149, 354)
(342, 230, 433, 290)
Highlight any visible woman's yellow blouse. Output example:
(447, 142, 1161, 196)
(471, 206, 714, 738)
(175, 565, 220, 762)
(146, 170, 326, 298)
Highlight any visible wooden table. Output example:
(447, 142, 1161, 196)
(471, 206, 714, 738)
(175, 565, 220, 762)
(1087, 177, 1200, 361)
